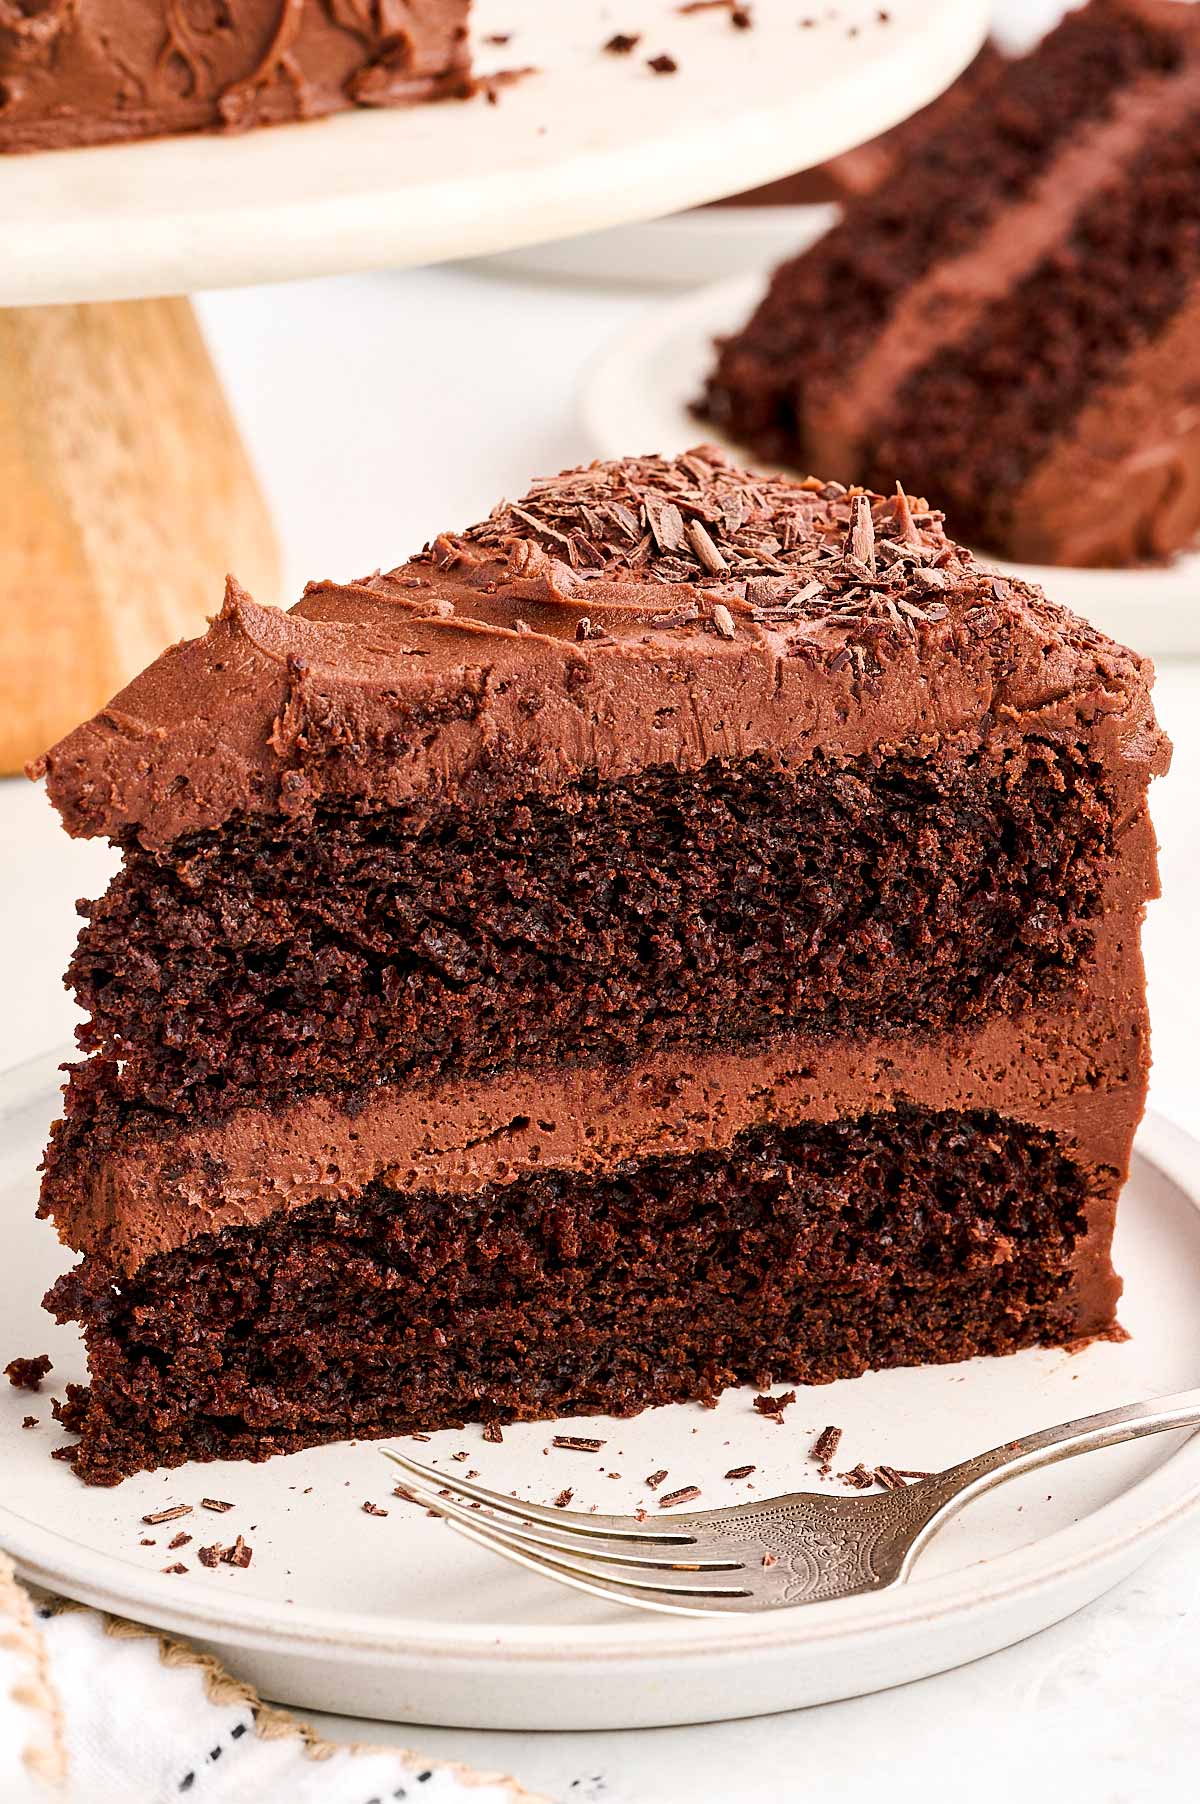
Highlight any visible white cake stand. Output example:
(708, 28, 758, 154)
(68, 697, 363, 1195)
(0, 0, 986, 772)
(3, 0, 987, 307)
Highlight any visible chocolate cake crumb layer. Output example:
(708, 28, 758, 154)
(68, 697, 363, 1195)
(700, 0, 1200, 566)
(0, 1, 474, 154)
(46, 1106, 1098, 1485)
(62, 741, 1118, 1128)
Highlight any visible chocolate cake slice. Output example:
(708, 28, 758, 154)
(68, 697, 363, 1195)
(31, 449, 1168, 1484)
(0, 1, 473, 154)
(702, 0, 1200, 567)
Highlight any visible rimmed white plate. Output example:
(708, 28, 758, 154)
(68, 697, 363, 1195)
(0, 0, 986, 307)
(577, 272, 1200, 659)
(3, 1047, 1199, 1730)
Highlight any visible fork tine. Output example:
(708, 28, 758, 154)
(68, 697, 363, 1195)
(395, 1473, 743, 1572)
(417, 1489, 754, 1612)
(383, 1446, 697, 1543)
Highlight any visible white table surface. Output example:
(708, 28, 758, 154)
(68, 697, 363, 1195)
(3, 263, 1199, 1800)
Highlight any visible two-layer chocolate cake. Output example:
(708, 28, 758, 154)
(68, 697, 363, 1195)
(32, 449, 1167, 1484)
(702, 0, 1200, 567)
(0, 1, 473, 153)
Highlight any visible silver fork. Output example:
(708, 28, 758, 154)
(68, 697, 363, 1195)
(384, 1389, 1200, 1615)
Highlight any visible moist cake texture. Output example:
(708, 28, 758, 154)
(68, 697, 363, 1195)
(32, 448, 1168, 1482)
(701, 0, 1200, 567)
(0, 0, 473, 154)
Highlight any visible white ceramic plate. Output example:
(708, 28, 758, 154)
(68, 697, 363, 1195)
(0, 0, 987, 307)
(3, 1049, 1200, 1729)
(578, 272, 1200, 659)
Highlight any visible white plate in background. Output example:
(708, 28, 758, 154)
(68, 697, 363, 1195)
(3, 1049, 1200, 1730)
(578, 273, 1200, 659)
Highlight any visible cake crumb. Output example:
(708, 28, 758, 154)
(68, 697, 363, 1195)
(5, 1355, 52, 1392)
(753, 1389, 796, 1422)
(647, 52, 679, 73)
(21, 1416, 38, 1430)
(482, 1422, 504, 1443)
(840, 1463, 876, 1490)
(162, 1563, 188, 1575)
(604, 33, 640, 54)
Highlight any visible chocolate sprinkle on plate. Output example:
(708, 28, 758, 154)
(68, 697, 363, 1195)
(141, 1504, 192, 1526)
(810, 1425, 843, 1464)
(659, 1485, 702, 1509)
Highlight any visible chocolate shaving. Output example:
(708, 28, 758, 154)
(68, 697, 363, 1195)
(362, 1501, 389, 1516)
(874, 1466, 908, 1491)
(724, 1464, 756, 1479)
(554, 1488, 574, 1508)
(644, 1469, 669, 1489)
(604, 32, 640, 53)
(658, 1485, 702, 1509)
(552, 1435, 606, 1452)
(711, 603, 736, 640)
(844, 494, 876, 572)
(161, 1563, 189, 1575)
(810, 1425, 843, 1465)
(168, 1532, 192, 1551)
(142, 1505, 192, 1526)
(840, 1463, 876, 1490)
(686, 518, 728, 575)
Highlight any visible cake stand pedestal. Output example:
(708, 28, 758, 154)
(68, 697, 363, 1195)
(0, 299, 280, 773)
(0, 0, 986, 771)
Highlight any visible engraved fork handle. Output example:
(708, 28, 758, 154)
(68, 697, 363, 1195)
(904, 1387, 1200, 1574)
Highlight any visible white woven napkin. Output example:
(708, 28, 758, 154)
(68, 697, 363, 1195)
(0, 1551, 542, 1804)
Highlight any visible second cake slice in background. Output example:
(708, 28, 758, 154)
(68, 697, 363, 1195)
(701, 0, 1200, 569)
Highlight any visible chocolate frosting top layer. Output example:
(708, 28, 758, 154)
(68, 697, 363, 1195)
(33, 448, 1167, 851)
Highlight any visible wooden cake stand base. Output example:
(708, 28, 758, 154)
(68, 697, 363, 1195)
(0, 297, 279, 774)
